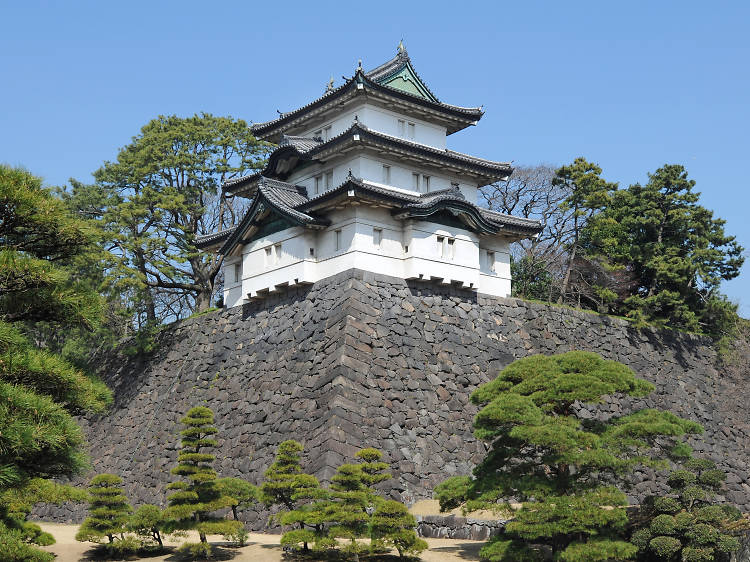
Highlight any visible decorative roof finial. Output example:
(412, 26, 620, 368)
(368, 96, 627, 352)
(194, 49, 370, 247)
(398, 39, 405, 53)
(326, 76, 334, 93)
(357, 59, 362, 71)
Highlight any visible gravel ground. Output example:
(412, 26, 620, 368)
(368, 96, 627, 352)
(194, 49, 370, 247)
(38, 522, 483, 561)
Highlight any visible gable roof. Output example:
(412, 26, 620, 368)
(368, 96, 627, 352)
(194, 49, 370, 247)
(251, 50, 483, 142)
(205, 177, 329, 255)
(225, 122, 511, 198)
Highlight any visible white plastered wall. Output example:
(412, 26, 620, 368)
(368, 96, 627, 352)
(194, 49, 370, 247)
(222, 207, 512, 307)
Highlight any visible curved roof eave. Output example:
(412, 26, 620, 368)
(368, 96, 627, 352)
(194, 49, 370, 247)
(250, 71, 483, 141)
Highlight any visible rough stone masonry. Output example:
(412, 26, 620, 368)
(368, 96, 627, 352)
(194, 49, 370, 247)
(34, 268, 750, 528)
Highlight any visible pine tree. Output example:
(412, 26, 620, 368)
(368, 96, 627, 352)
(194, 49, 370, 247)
(371, 500, 428, 558)
(436, 351, 703, 561)
(262, 440, 323, 552)
(581, 164, 743, 334)
(165, 406, 240, 552)
(76, 474, 132, 547)
(631, 458, 746, 561)
(0, 165, 112, 562)
(216, 477, 258, 521)
(127, 504, 167, 549)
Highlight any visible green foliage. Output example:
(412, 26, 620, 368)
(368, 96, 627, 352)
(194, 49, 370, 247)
(511, 254, 554, 301)
(371, 500, 427, 558)
(224, 524, 250, 547)
(216, 476, 258, 520)
(76, 474, 132, 546)
(165, 406, 241, 544)
(84, 113, 271, 323)
(581, 164, 743, 336)
(177, 541, 214, 559)
(127, 504, 167, 548)
(632, 458, 746, 560)
(439, 351, 702, 560)
(434, 475, 472, 511)
(0, 165, 113, 561)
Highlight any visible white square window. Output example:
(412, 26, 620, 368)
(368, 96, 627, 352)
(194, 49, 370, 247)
(382, 164, 391, 184)
(398, 119, 405, 136)
(407, 122, 415, 139)
(373, 228, 383, 249)
(412, 173, 420, 192)
(335, 229, 342, 251)
(325, 171, 333, 189)
(233, 263, 241, 283)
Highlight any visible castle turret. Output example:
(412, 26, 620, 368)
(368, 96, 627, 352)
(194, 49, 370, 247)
(199, 46, 542, 307)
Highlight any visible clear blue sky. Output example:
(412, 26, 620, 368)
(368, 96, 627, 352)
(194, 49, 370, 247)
(2, 1, 749, 313)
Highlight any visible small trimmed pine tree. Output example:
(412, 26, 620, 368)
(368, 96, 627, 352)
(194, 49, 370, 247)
(371, 500, 428, 558)
(631, 458, 746, 561)
(165, 406, 240, 549)
(262, 440, 323, 552)
(216, 477, 258, 521)
(76, 474, 132, 547)
(127, 504, 167, 549)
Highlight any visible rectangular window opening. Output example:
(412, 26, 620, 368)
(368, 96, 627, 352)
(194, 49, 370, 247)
(323, 125, 332, 141)
(314, 174, 322, 195)
(412, 172, 420, 192)
(423, 175, 430, 192)
(487, 251, 496, 273)
(274, 244, 282, 264)
(309, 247, 315, 257)
(264, 246, 272, 267)
(404, 245, 409, 254)
(398, 119, 406, 136)
(407, 122, 415, 139)
(325, 171, 333, 190)
(437, 236, 445, 258)
(335, 229, 342, 252)
(382, 164, 391, 184)
(447, 238, 455, 259)
(233, 263, 241, 283)
(373, 228, 383, 249)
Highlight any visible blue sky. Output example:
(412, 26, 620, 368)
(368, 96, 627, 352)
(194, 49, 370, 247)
(2, 1, 749, 313)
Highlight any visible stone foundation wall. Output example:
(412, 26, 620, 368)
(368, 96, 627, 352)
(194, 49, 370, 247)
(34, 269, 750, 527)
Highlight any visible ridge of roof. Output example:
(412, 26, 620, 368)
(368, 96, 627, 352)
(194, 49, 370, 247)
(250, 63, 483, 138)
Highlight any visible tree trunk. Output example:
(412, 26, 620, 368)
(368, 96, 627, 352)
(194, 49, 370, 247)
(232, 506, 238, 520)
(195, 287, 213, 313)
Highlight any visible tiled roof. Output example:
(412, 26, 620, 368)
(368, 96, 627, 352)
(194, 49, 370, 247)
(226, 123, 511, 195)
(365, 48, 441, 103)
(213, 175, 541, 256)
(278, 134, 323, 153)
(250, 54, 483, 140)
(195, 227, 235, 249)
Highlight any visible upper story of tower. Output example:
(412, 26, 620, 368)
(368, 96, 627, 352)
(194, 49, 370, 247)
(224, 47, 511, 206)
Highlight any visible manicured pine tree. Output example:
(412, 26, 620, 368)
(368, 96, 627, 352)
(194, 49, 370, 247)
(261, 440, 323, 552)
(216, 477, 258, 521)
(631, 458, 746, 561)
(435, 351, 704, 561)
(371, 500, 428, 559)
(165, 406, 240, 551)
(75, 474, 132, 547)
(127, 504, 167, 549)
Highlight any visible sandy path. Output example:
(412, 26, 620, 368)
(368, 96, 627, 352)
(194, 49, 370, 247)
(39, 522, 483, 561)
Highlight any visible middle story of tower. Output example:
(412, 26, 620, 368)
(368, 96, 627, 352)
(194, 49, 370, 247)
(199, 48, 543, 308)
